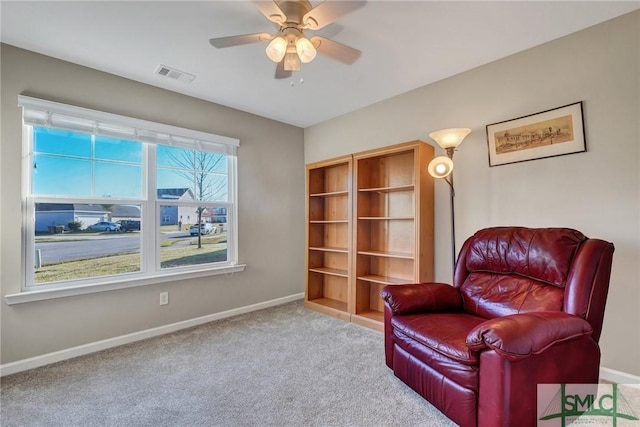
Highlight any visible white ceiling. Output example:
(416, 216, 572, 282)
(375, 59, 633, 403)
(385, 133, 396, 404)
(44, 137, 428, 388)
(2, 1, 639, 128)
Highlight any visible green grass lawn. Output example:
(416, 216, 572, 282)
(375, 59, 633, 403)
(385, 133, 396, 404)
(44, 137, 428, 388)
(34, 233, 229, 283)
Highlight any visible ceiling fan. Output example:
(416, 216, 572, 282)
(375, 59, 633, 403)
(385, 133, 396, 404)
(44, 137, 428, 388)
(209, 0, 365, 79)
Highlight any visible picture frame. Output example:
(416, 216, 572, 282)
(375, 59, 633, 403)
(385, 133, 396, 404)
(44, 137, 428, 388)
(486, 102, 586, 167)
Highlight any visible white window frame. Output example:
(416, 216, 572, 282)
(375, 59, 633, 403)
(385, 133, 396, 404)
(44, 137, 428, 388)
(7, 96, 244, 305)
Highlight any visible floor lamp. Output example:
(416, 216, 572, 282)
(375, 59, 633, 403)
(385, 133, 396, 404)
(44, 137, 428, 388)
(427, 128, 471, 270)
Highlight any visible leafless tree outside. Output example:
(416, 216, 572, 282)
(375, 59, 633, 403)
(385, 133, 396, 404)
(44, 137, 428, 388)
(165, 149, 227, 248)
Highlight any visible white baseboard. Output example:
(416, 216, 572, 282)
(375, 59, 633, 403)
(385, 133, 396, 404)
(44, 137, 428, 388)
(0, 293, 304, 377)
(600, 366, 640, 387)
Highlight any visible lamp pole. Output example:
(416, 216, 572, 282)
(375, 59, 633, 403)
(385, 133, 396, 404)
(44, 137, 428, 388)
(443, 164, 456, 270)
(427, 129, 471, 274)
(450, 185, 456, 270)
(445, 148, 457, 269)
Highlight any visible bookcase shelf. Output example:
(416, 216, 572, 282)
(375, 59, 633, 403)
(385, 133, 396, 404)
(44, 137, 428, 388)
(309, 267, 349, 277)
(310, 190, 349, 197)
(309, 246, 349, 253)
(358, 184, 415, 193)
(305, 141, 434, 331)
(356, 250, 414, 259)
(305, 156, 353, 319)
(352, 141, 434, 331)
(357, 216, 414, 221)
(356, 274, 412, 285)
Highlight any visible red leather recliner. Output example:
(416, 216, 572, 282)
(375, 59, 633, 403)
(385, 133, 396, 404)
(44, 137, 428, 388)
(380, 227, 614, 427)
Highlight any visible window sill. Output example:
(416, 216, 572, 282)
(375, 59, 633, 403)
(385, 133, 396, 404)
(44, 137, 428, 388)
(4, 264, 246, 305)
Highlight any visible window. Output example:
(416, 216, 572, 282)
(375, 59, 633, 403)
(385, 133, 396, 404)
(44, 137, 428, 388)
(20, 95, 239, 291)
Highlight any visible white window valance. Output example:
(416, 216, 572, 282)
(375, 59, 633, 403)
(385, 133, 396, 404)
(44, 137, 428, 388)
(18, 95, 239, 155)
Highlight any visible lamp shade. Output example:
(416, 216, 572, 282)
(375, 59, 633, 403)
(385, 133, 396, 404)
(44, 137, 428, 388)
(295, 37, 317, 63)
(429, 128, 471, 149)
(266, 36, 287, 63)
(428, 156, 454, 179)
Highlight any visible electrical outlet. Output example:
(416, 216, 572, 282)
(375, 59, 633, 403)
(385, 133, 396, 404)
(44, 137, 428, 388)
(159, 292, 169, 306)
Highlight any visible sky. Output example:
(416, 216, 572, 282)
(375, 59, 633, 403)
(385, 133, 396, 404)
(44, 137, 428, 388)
(32, 127, 228, 201)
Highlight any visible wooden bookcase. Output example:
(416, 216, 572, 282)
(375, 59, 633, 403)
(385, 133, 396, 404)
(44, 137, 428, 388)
(351, 141, 434, 330)
(304, 141, 434, 330)
(305, 156, 353, 321)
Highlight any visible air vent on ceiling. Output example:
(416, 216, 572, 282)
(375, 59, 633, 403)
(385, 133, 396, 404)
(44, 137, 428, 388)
(154, 64, 196, 84)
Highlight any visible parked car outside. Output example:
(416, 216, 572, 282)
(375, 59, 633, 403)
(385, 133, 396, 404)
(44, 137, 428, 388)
(88, 221, 121, 232)
(189, 223, 215, 236)
(116, 220, 140, 232)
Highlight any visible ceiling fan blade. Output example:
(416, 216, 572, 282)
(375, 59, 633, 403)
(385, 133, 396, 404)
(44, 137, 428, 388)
(275, 60, 292, 79)
(310, 36, 361, 64)
(253, 0, 286, 25)
(209, 33, 272, 48)
(303, 0, 366, 30)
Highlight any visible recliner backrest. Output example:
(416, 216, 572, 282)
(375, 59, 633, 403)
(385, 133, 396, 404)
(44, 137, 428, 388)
(453, 227, 586, 317)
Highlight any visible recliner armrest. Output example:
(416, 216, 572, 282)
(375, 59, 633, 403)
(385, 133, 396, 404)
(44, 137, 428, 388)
(380, 283, 462, 315)
(466, 312, 593, 361)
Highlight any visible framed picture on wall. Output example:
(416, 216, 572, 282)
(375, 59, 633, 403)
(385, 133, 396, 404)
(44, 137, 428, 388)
(486, 102, 586, 167)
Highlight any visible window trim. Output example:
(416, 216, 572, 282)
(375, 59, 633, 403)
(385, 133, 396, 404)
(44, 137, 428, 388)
(18, 95, 239, 154)
(17, 96, 241, 298)
(4, 264, 247, 305)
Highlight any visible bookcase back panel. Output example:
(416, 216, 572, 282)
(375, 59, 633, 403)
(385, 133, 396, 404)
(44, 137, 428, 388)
(308, 223, 349, 249)
(325, 196, 349, 220)
(308, 196, 349, 221)
(308, 273, 348, 302)
(357, 151, 414, 189)
(356, 255, 415, 280)
(357, 190, 414, 218)
(307, 251, 348, 271)
(369, 283, 385, 312)
(354, 280, 386, 313)
(321, 274, 348, 302)
(357, 220, 415, 254)
(309, 164, 349, 194)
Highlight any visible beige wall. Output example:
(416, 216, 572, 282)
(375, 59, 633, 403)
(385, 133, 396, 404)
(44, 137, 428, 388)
(0, 44, 305, 364)
(306, 12, 640, 376)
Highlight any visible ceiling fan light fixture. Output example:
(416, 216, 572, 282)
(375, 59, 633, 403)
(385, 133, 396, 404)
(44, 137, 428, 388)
(295, 37, 317, 63)
(284, 52, 301, 71)
(265, 36, 287, 63)
(209, 0, 365, 78)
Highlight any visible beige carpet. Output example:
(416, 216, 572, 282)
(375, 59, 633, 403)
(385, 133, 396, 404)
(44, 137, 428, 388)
(0, 301, 456, 427)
